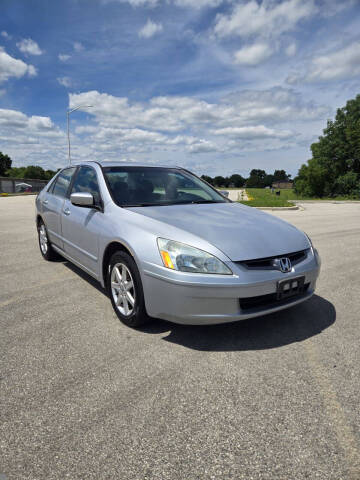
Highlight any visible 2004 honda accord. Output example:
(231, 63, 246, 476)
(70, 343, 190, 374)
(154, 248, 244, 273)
(36, 161, 320, 327)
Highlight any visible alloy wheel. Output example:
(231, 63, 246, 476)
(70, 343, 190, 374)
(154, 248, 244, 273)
(111, 262, 136, 316)
(39, 224, 48, 255)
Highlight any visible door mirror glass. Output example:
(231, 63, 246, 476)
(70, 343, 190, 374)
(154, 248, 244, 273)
(70, 192, 94, 207)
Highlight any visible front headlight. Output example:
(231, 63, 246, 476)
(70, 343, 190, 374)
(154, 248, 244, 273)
(305, 233, 320, 266)
(157, 238, 232, 275)
(305, 233, 314, 253)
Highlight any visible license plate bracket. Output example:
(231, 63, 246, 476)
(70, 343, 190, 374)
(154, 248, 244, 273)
(277, 276, 305, 300)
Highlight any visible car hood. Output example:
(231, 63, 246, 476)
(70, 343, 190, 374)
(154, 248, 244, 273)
(128, 202, 309, 261)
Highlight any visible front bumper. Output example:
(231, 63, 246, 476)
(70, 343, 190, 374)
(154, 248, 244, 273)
(141, 250, 321, 325)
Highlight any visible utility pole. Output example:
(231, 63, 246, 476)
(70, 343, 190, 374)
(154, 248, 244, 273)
(67, 105, 93, 165)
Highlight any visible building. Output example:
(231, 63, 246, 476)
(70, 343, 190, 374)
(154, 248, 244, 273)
(272, 181, 293, 189)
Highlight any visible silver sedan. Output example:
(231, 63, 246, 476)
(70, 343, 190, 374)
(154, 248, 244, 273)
(36, 161, 321, 327)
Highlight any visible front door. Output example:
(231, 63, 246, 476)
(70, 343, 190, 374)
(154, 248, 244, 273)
(61, 166, 103, 276)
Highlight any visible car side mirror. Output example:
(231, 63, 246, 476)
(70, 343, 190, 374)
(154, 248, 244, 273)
(70, 192, 94, 207)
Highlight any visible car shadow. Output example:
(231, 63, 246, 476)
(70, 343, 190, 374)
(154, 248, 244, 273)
(140, 295, 336, 352)
(61, 260, 107, 296)
(60, 260, 335, 352)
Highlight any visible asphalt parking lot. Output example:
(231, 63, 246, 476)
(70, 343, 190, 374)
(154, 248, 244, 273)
(1, 196, 359, 480)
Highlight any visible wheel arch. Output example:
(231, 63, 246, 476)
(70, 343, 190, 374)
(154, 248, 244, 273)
(102, 241, 135, 288)
(36, 214, 44, 228)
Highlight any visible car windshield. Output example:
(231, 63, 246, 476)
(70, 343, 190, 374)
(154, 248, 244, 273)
(103, 166, 229, 207)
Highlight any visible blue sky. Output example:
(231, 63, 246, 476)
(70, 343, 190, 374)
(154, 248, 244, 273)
(1, 0, 360, 177)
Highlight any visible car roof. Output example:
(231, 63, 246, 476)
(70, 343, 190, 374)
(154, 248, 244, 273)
(72, 160, 181, 169)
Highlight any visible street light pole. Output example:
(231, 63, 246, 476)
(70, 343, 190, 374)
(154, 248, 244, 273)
(67, 105, 93, 165)
(67, 110, 71, 165)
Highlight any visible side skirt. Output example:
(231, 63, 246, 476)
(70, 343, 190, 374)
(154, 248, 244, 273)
(52, 244, 100, 282)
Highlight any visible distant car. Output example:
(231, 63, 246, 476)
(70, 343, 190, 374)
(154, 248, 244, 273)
(219, 190, 229, 197)
(15, 182, 32, 193)
(35, 162, 320, 328)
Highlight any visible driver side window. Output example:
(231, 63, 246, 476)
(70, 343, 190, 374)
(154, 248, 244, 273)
(71, 166, 101, 205)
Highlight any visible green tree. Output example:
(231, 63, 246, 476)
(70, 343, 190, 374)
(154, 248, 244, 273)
(201, 175, 214, 185)
(23, 165, 47, 179)
(6, 165, 57, 180)
(0, 152, 12, 176)
(6, 167, 26, 178)
(44, 169, 58, 180)
(273, 169, 291, 182)
(213, 175, 227, 187)
(263, 174, 274, 187)
(294, 94, 360, 197)
(229, 174, 245, 187)
(334, 172, 360, 196)
(246, 169, 267, 188)
(294, 159, 329, 197)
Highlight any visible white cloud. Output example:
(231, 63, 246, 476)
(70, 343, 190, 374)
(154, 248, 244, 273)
(0, 87, 329, 171)
(58, 53, 71, 62)
(28, 116, 55, 130)
(187, 140, 219, 153)
(105, 0, 159, 5)
(69, 88, 328, 135)
(0, 108, 58, 132)
(0, 48, 37, 83)
(73, 42, 84, 52)
(222, 87, 329, 122)
(65, 88, 327, 163)
(214, 0, 315, 38)
(139, 19, 163, 38)
(174, 0, 224, 8)
(0, 108, 66, 169)
(288, 41, 360, 84)
(102, 0, 225, 7)
(16, 38, 43, 55)
(234, 43, 273, 65)
(1, 31, 11, 39)
(213, 125, 293, 139)
(285, 42, 297, 56)
(28, 65, 37, 77)
(57, 76, 72, 88)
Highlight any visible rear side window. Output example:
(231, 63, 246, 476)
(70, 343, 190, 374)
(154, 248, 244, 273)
(71, 166, 101, 205)
(52, 167, 76, 198)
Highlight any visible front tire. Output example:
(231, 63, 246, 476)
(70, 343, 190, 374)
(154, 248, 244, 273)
(37, 220, 59, 261)
(107, 251, 150, 328)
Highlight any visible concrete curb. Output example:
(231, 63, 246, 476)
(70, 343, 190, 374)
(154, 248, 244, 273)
(256, 205, 299, 211)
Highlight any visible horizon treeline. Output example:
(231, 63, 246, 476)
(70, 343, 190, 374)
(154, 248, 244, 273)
(201, 169, 291, 188)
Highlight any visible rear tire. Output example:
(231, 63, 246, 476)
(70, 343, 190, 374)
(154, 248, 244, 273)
(37, 220, 59, 261)
(107, 251, 151, 328)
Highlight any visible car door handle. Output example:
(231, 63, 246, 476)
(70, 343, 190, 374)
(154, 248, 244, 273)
(42, 200, 48, 205)
(63, 208, 71, 216)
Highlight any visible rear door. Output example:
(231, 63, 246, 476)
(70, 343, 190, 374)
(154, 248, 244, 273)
(41, 167, 76, 250)
(61, 166, 103, 276)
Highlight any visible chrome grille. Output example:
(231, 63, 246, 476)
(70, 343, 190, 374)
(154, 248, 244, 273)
(236, 249, 309, 271)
